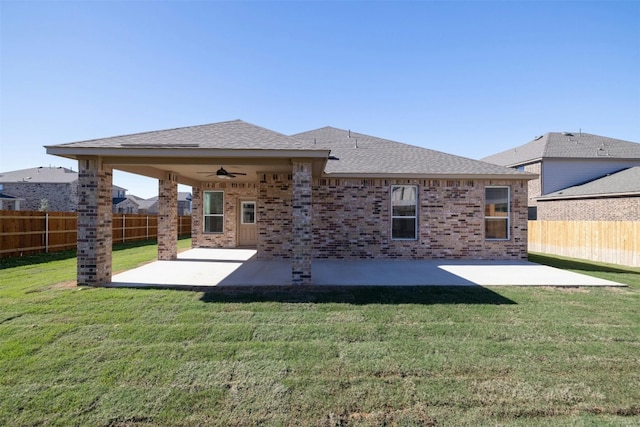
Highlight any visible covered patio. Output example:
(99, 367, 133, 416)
(108, 248, 624, 289)
(46, 121, 329, 287)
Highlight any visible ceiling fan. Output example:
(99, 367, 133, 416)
(197, 167, 247, 179)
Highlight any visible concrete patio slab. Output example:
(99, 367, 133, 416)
(109, 248, 625, 289)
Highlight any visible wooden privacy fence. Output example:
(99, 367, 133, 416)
(528, 220, 639, 267)
(0, 211, 192, 258)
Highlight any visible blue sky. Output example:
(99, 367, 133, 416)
(1, 0, 639, 198)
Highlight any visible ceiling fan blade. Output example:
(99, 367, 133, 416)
(196, 168, 246, 179)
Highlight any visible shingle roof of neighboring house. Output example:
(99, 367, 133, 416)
(293, 126, 531, 177)
(137, 199, 158, 210)
(115, 195, 157, 210)
(0, 192, 25, 200)
(51, 120, 312, 151)
(147, 192, 192, 202)
(0, 166, 78, 183)
(481, 132, 640, 167)
(538, 167, 640, 200)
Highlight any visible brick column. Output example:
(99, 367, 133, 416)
(292, 161, 312, 285)
(77, 158, 112, 286)
(158, 172, 178, 260)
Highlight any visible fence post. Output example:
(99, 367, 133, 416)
(122, 214, 125, 243)
(45, 212, 49, 253)
(146, 215, 149, 240)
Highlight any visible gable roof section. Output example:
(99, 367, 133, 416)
(0, 166, 78, 183)
(0, 192, 25, 201)
(482, 132, 640, 167)
(293, 127, 532, 178)
(115, 195, 157, 210)
(538, 167, 640, 200)
(48, 120, 313, 151)
(147, 192, 192, 202)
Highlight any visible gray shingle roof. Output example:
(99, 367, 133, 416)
(46, 120, 533, 178)
(0, 192, 24, 200)
(0, 166, 78, 183)
(538, 166, 640, 200)
(482, 132, 640, 167)
(293, 127, 531, 177)
(52, 120, 311, 150)
(147, 192, 192, 202)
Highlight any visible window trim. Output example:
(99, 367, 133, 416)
(240, 201, 256, 225)
(485, 186, 510, 240)
(203, 191, 224, 234)
(390, 185, 418, 241)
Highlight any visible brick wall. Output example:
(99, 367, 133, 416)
(1, 182, 78, 211)
(191, 175, 529, 260)
(311, 178, 528, 260)
(192, 182, 258, 248)
(524, 162, 541, 206)
(291, 161, 313, 284)
(158, 173, 178, 260)
(257, 174, 292, 258)
(77, 159, 112, 286)
(537, 197, 640, 221)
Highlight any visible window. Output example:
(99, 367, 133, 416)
(485, 187, 510, 239)
(204, 191, 224, 233)
(391, 185, 417, 240)
(241, 201, 256, 224)
(528, 206, 537, 221)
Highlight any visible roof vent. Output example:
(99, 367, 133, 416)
(534, 135, 543, 141)
(563, 132, 574, 136)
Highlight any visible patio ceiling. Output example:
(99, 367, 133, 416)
(46, 147, 330, 187)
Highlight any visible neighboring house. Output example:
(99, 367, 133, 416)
(114, 192, 191, 214)
(0, 166, 189, 215)
(114, 194, 154, 214)
(535, 166, 640, 221)
(46, 120, 534, 286)
(481, 132, 640, 220)
(112, 185, 128, 206)
(145, 192, 192, 215)
(0, 166, 79, 211)
(0, 186, 25, 210)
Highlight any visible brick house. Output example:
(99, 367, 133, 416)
(0, 166, 79, 211)
(482, 132, 640, 220)
(535, 166, 640, 221)
(114, 192, 192, 214)
(113, 194, 154, 214)
(46, 120, 534, 286)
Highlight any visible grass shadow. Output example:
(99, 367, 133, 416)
(199, 285, 516, 305)
(529, 253, 640, 275)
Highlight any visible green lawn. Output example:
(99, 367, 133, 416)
(1, 244, 639, 426)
